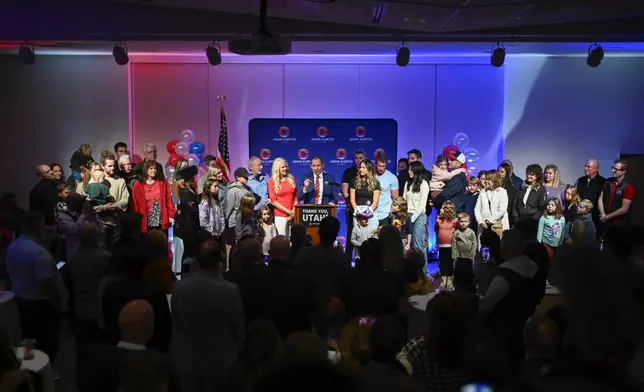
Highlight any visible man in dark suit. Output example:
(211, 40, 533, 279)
(433, 151, 468, 213)
(297, 156, 339, 205)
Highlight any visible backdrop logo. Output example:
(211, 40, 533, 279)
(273, 126, 297, 142)
(374, 148, 386, 158)
(330, 148, 353, 165)
(278, 126, 290, 137)
(259, 149, 272, 160)
(350, 126, 373, 142)
(311, 126, 335, 143)
(317, 126, 328, 137)
(297, 148, 310, 160)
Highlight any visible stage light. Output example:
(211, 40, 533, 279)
(587, 43, 604, 68)
(18, 44, 35, 65)
(491, 43, 505, 67)
(113, 42, 129, 66)
(396, 43, 410, 67)
(205, 42, 222, 66)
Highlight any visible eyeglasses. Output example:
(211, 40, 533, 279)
(612, 167, 624, 172)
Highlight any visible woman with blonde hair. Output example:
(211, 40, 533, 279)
(198, 165, 228, 201)
(543, 164, 566, 203)
(76, 162, 102, 198)
(267, 158, 297, 238)
(350, 159, 381, 232)
(474, 169, 510, 239)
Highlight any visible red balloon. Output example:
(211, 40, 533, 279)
(166, 140, 179, 155)
(168, 154, 181, 167)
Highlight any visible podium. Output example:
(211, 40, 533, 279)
(295, 204, 337, 245)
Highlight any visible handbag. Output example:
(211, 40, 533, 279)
(486, 189, 504, 237)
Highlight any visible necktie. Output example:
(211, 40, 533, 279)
(314, 175, 320, 204)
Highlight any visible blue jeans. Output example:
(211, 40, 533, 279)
(411, 213, 428, 258)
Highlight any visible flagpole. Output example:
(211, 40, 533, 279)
(217, 94, 227, 105)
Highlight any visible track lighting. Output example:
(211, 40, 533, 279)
(491, 43, 505, 67)
(113, 43, 129, 66)
(587, 43, 604, 68)
(205, 42, 222, 66)
(396, 43, 410, 67)
(18, 44, 35, 65)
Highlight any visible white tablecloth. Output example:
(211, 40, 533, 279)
(0, 291, 22, 347)
(16, 347, 55, 392)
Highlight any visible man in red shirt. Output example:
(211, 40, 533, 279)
(598, 159, 635, 230)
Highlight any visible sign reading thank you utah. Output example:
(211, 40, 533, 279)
(298, 207, 330, 227)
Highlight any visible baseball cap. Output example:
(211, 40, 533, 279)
(454, 151, 466, 164)
(234, 167, 249, 179)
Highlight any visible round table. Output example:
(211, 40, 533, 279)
(16, 347, 55, 392)
(0, 291, 22, 347)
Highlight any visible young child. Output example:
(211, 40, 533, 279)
(463, 177, 481, 229)
(258, 205, 278, 259)
(564, 199, 596, 246)
(391, 196, 412, 250)
(435, 200, 458, 287)
(430, 154, 466, 198)
(452, 212, 477, 262)
(84, 167, 113, 206)
(198, 178, 225, 238)
(54, 183, 72, 223)
(235, 194, 260, 243)
(351, 208, 376, 258)
(563, 186, 580, 223)
(537, 197, 566, 259)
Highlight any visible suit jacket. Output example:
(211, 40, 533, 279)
(474, 187, 510, 233)
(296, 172, 338, 205)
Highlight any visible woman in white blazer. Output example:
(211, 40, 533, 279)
(474, 170, 509, 240)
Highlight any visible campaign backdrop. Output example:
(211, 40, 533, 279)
(249, 118, 398, 247)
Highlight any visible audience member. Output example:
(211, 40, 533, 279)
(141, 230, 176, 295)
(171, 239, 245, 392)
(224, 238, 266, 284)
(118, 348, 169, 392)
(239, 235, 318, 340)
(0, 330, 44, 392)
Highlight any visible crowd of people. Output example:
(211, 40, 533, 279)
(0, 140, 642, 392)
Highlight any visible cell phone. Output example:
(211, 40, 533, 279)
(481, 247, 490, 263)
(461, 384, 493, 392)
(358, 317, 375, 326)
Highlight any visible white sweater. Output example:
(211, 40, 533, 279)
(403, 180, 430, 223)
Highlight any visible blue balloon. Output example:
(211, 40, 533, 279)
(198, 154, 204, 165)
(189, 142, 205, 155)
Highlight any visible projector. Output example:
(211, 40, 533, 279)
(228, 35, 292, 55)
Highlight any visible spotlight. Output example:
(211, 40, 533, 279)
(205, 42, 222, 66)
(491, 43, 505, 67)
(396, 43, 410, 67)
(18, 44, 35, 65)
(587, 43, 604, 68)
(112, 42, 129, 66)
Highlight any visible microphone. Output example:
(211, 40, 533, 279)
(324, 181, 341, 187)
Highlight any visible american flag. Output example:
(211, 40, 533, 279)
(216, 105, 231, 181)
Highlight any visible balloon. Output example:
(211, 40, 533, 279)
(467, 165, 477, 173)
(132, 154, 143, 164)
(189, 142, 205, 155)
(180, 129, 195, 143)
(166, 140, 179, 155)
(165, 165, 176, 180)
(168, 154, 182, 167)
(453, 133, 470, 149)
(186, 153, 199, 167)
(463, 147, 480, 163)
(197, 154, 205, 165)
(175, 141, 189, 156)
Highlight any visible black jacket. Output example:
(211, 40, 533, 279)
(513, 185, 547, 221)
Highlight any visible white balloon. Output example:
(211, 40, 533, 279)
(180, 129, 195, 143)
(186, 153, 199, 167)
(166, 165, 176, 179)
(453, 132, 470, 149)
(463, 147, 480, 163)
(175, 141, 189, 156)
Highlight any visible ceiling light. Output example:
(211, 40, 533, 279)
(587, 43, 604, 68)
(18, 44, 35, 65)
(491, 43, 505, 67)
(396, 43, 410, 67)
(205, 42, 222, 66)
(112, 42, 129, 66)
